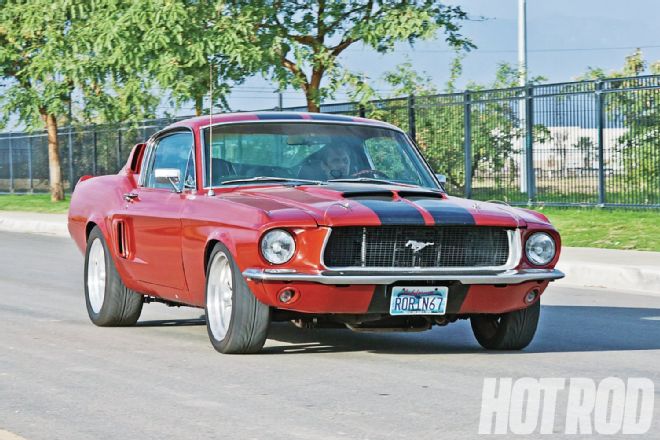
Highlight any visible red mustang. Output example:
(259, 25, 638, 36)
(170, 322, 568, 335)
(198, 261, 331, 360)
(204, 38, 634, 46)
(68, 112, 563, 354)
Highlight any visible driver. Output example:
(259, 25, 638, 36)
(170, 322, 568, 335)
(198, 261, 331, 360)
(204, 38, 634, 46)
(319, 143, 351, 179)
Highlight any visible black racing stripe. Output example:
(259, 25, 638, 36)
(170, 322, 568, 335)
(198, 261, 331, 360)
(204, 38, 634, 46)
(409, 198, 476, 225)
(256, 113, 304, 120)
(308, 113, 356, 122)
(355, 198, 426, 225)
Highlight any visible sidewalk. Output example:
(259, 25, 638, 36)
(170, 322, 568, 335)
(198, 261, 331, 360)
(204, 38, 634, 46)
(556, 247, 660, 295)
(0, 211, 68, 237)
(1, 211, 658, 295)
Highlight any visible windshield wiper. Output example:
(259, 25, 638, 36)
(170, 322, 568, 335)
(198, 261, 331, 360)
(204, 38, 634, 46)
(328, 177, 401, 185)
(220, 176, 325, 186)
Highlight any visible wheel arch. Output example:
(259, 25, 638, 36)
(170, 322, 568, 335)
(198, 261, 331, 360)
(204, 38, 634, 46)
(85, 220, 98, 242)
(85, 214, 111, 244)
(203, 232, 238, 277)
(204, 239, 219, 275)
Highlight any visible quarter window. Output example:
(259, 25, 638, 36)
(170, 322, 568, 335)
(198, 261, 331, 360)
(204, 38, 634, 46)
(145, 132, 195, 190)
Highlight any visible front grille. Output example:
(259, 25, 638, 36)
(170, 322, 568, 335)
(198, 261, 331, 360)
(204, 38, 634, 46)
(323, 226, 511, 269)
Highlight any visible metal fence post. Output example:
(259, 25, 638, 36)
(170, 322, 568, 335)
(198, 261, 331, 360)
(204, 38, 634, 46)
(116, 128, 122, 171)
(92, 126, 97, 175)
(464, 90, 472, 199)
(407, 95, 416, 142)
(525, 85, 536, 201)
(596, 80, 606, 205)
(67, 94, 74, 193)
(8, 133, 14, 193)
(67, 125, 74, 193)
(28, 136, 33, 193)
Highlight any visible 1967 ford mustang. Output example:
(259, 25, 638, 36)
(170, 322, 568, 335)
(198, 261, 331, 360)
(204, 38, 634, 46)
(68, 112, 564, 354)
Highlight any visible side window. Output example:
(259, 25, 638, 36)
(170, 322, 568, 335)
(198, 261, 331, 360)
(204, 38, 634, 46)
(145, 132, 194, 190)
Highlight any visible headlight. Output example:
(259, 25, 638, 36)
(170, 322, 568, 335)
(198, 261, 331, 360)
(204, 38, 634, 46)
(260, 229, 295, 264)
(525, 232, 556, 266)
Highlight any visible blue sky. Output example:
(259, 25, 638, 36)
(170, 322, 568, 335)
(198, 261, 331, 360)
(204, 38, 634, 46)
(4, 0, 660, 128)
(224, 0, 660, 112)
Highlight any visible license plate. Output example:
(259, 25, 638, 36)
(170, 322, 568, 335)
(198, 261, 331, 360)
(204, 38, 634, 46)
(389, 286, 448, 315)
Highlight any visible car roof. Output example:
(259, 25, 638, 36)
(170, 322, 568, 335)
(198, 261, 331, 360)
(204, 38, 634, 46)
(167, 111, 401, 132)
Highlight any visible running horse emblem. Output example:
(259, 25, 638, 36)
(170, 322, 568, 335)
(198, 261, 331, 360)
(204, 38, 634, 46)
(405, 240, 435, 253)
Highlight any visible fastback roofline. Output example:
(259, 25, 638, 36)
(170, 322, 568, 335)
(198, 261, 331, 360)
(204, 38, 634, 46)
(196, 118, 404, 134)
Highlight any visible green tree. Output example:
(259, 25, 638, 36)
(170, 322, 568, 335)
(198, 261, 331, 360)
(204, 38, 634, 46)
(372, 61, 548, 194)
(0, 1, 90, 200)
(228, 0, 473, 112)
(95, 0, 261, 116)
(0, 0, 159, 200)
(579, 49, 648, 80)
(383, 60, 438, 96)
(580, 49, 660, 202)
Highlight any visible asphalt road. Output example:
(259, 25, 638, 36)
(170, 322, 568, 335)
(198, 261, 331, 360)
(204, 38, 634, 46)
(1, 231, 659, 439)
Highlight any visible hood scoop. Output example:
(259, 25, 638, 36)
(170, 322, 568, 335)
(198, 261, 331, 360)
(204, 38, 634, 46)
(341, 190, 395, 201)
(399, 190, 445, 201)
(340, 188, 446, 203)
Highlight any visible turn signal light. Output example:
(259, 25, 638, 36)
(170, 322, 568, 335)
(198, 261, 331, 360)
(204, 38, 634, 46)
(524, 289, 539, 304)
(278, 288, 298, 304)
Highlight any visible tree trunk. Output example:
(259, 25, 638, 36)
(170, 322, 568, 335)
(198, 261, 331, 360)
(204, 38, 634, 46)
(41, 112, 64, 202)
(306, 96, 320, 113)
(306, 68, 324, 113)
(195, 95, 204, 116)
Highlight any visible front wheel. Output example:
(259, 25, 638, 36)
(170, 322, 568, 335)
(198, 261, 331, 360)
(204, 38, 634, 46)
(84, 226, 143, 326)
(470, 300, 540, 350)
(205, 243, 270, 354)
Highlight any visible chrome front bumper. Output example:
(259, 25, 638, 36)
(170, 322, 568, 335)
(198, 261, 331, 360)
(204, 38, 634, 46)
(242, 268, 565, 285)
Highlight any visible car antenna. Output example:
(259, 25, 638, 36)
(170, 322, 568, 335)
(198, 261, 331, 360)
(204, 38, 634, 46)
(208, 59, 215, 197)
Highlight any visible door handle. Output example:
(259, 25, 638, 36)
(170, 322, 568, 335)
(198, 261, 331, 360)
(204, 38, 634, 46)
(123, 192, 138, 202)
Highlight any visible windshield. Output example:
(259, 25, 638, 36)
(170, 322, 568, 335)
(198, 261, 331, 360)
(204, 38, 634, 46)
(202, 122, 438, 188)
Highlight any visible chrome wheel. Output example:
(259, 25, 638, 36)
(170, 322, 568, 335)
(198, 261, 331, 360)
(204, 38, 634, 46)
(87, 237, 106, 314)
(207, 251, 233, 341)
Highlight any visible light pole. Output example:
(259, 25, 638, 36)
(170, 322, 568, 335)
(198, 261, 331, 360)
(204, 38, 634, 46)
(518, 0, 527, 86)
(518, 0, 528, 193)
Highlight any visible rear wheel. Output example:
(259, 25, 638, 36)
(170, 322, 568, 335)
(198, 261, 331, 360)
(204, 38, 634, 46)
(84, 226, 143, 326)
(470, 300, 540, 350)
(205, 243, 270, 354)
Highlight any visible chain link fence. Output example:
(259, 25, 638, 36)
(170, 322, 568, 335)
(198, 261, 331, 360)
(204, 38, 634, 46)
(1, 76, 659, 207)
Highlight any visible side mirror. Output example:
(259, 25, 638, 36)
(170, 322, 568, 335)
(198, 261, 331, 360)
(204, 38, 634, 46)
(154, 168, 181, 193)
(435, 173, 447, 190)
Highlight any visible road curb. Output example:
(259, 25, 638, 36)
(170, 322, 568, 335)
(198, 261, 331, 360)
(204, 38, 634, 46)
(555, 262, 660, 296)
(0, 212, 68, 237)
(555, 247, 660, 296)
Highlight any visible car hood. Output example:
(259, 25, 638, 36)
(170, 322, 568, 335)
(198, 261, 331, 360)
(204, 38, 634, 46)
(222, 183, 546, 228)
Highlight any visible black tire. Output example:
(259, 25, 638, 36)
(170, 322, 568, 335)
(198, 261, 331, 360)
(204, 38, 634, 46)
(205, 242, 270, 354)
(470, 300, 540, 350)
(84, 226, 143, 326)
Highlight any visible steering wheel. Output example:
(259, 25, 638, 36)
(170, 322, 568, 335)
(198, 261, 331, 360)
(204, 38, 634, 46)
(351, 169, 391, 179)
